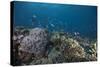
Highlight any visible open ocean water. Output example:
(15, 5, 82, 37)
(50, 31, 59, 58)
(13, 1, 97, 39)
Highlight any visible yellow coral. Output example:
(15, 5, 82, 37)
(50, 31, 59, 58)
(65, 38, 79, 48)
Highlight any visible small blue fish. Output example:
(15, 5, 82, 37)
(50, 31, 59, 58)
(74, 32, 80, 36)
(50, 23, 55, 27)
(32, 15, 37, 18)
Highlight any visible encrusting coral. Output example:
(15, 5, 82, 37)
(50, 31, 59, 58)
(12, 27, 97, 65)
(18, 28, 49, 63)
(18, 28, 48, 62)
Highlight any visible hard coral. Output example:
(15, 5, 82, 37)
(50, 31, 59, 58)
(63, 38, 86, 62)
(19, 28, 49, 60)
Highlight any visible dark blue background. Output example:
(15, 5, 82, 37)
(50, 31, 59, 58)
(13, 1, 97, 39)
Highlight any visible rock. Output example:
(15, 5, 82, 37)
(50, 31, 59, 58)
(19, 28, 49, 61)
(48, 47, 65, 63)
(63, 38, 86, 62)
(18, 51, 33, 63)
(64, 46, 86, 61)
(50, 32, 61, 45)
(30, 57, 53, 65)
(50, 32, 67, 47)
(91, 42, 97, 51)
(65, 38, 80, 48)
(13, 27, 97, 65)
(50, 32, 86, 62)
(60, 35, 66, 41)
(85, 42, 97, 61)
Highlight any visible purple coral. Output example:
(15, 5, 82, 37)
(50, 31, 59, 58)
(19, 28, 48, 58)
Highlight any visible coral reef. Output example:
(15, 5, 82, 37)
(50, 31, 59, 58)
(12, 27, 97, 65)
(30, 57, 53, 65)
(48, 47, 65, 63)
(85, 42, 97, 61)
(63, 38, 86, 61)
(19, 28, 49, 59)
(50, 32, 86, 62)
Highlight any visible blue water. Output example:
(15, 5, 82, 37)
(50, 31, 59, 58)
(13, 1, 97, 39)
